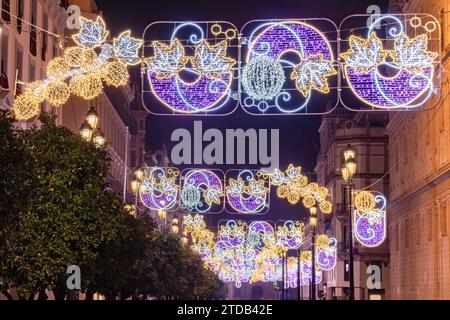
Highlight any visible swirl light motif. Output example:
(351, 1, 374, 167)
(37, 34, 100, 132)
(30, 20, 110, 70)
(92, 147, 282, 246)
(315, 236, 337, 271)
(300, 252, 322, 285)
(225, 170, 269, 214)
(139, 167, 180, 211)
(144, 22, 237, 114)
(218, 220, 247, 248)
(276, 220, 304, 249)
(241, 20, 336, 114)
(341, 15, 439, 110)
(354, 191, 387, 248)
(180, 169, 224, 213)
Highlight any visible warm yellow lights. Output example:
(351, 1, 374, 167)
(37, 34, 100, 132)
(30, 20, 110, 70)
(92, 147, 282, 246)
(315, 234, 330, 249)
(85, 106, 99, 129)
(135, 169, 144, 181)
(70, 73, 103, 100)
(172, 217, 179, 225)
(319, 200, 333, 214)
(45, 81, 70, 106)
(79, 120, 93, 141)
(93, 129, 106, 147)
(354, 191, 376, 213)
(46, 57, 70, 78)
(341, 167, 350, 183)
(302, 195, 316, 209)
(172, 225, 180, 234)
(102, 62, 129, 87)
(12, 95, 40, 121)
(131, 180, 139, 193)
(345, 158, 357, 177)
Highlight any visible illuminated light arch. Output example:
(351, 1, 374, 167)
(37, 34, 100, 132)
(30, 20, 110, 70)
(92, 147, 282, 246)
(354, 191, 387, 248)
(276, 220, 304, 250)
(340, 14, 440, 110)
(240, 19, 337, 114)
(139, 167, 180, 211)
(315, 236, 337, 271)
(143, 22, 238, 114)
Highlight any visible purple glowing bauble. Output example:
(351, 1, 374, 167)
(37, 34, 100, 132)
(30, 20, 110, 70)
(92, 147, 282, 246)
(355, 214, 386, 248)
(316, 249, 336, 271)
(345, 67, 433, 108)
(148, 72, 231, 113)
(300, 262, 322, 285)
(247, 21, 332, 61)
(140, 190, 177, 211)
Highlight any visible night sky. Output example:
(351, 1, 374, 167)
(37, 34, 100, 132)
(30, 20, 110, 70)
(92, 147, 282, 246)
(95, 0, 389, 224)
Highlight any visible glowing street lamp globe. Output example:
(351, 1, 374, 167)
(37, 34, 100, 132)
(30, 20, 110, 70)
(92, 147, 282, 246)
(79, 121, 93, 141)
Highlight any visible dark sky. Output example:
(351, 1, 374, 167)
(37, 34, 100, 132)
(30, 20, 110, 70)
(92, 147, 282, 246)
(95, 0, 390, 223)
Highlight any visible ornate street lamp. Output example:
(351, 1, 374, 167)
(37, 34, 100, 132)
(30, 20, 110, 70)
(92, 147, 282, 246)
(342, 144, 357, 300)
(86, 106, 99, 129)
(93, 129, 106, 147)
(79, 120, 93, 141)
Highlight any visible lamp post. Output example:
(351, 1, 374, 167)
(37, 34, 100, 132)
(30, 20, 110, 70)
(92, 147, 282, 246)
(309, 207, 317, 300)
(297, 249, 302, 300)
(342, 144, 357, 300)
(79, 107, 106, 148)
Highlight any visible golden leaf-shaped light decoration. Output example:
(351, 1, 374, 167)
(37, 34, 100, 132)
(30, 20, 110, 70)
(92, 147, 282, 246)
(341, 32, 388, 73)
(291, 54, 336, 97)
(390, 33, 438, 73)
(145, 39, 189, 79)
(190, 40, 236, 79)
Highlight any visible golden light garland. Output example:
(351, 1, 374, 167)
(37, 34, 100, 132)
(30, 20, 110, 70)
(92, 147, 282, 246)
(302, 195, 316, 209)
(315, 234, 330, 250)
(12, 16, 142, 121)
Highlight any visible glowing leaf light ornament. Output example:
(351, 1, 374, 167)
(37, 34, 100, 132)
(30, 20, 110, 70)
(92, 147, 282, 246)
(341, 15, 439, 110)
(145, 22, 237, 114)
(225, 170, 269, 214)
(139, 167, 180, 211)
(354, 191, 387, 248)
(12, 16, 142, 120)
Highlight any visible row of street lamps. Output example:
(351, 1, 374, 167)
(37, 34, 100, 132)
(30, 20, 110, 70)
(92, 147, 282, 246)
(79, 106, 106, 147)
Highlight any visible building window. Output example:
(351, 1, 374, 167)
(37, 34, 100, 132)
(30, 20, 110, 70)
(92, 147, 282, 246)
(17, 0, 24, 34)
(1, 0, 11, 22)
(29, 0, 37, 57)
(1, 30, 9, 89)
(15, 43, 23, 94)
(42, 14, 48, 61)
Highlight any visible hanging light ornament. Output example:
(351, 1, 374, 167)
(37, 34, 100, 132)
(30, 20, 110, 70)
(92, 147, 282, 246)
(319, 200, 333, 214)
(45, 81, 70, 106)
(242, 55, 285, 101)
(12, 95, 40, 120)
(46, 57, 70, 78)
(12, 16, 143, 121)
(354, 191, 376, 213)
(70, 73, 103, 100)
(102, 62, 129, 87)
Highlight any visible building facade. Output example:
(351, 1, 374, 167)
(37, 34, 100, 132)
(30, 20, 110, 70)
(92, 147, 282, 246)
(387, 0, 450, 300)
(314, 108, 390, 300)
(0, 0, 67, 125)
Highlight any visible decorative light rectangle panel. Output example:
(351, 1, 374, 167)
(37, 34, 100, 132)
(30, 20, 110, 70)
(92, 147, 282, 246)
(142, 21, 240, 115)
(239, 19, 339, 115)
(339, 14, 441, 111)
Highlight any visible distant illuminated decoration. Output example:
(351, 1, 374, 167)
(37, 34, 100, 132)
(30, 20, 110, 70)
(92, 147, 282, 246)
(180, 169, 224, 213)
(354, 191, 387, 248)
(143, 22, 238, 114)
(240, 20, 336, 115)
(276, 220, 304, 250)
(340, 14, 440, 110)
(315, 235, 337, 270)
(139, 167, 180, 211)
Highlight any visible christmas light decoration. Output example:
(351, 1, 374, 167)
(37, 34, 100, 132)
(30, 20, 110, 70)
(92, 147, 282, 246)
(291, 53, 336, 97)
(241, 55, 285, 101)
(341, 15, 438, 110)
(354, 191, 387, 248)
(180, 169, 224, 213)
(12, 16, 142, 120)
(315, 236, 337, 271)
(144, 22, 236, 114)
(276, 220, 304, 249)
(241, 20, 335, 114)
(225, 170, 269, 214)
(139, 167, 180, 211)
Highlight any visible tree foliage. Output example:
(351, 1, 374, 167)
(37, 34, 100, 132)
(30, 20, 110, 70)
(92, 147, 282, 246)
(0, 110, 222, 300)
